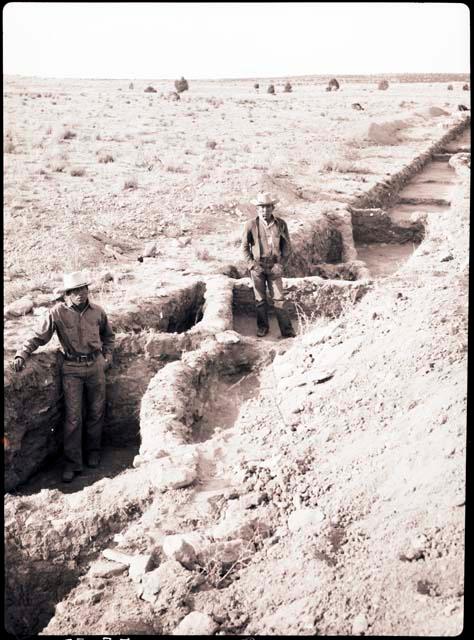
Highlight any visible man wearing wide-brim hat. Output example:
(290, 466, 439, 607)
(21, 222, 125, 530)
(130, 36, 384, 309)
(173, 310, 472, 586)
(13, 271, 115, 483)
(242, 192, 296, 338)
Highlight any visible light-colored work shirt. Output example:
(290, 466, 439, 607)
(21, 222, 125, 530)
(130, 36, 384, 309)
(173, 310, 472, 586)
(258, 217, 281, 259)
(15, 299, 115, 360)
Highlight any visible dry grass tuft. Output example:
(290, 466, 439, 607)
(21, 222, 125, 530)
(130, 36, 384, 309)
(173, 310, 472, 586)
(165, 163, 189, 174)
(4, 139, 15, 153)
(123, 178, 138, 190)
(206, 140, 217, 150)
(97, 151, 114, 163)
(70, 167, 86, 177)
(58, 128, 77, 141)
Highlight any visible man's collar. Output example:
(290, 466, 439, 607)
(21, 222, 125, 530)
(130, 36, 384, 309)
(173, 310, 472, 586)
(258, 214, 275, 226)
(66, 298, 91, 311)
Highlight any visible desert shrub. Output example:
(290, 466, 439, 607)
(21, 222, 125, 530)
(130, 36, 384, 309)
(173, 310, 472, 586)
(59, 128, 77, 140)
(206, 140, 217, 149)
(70, 167, 85, 177)
(144, 85, 157, 93)
(447, 84, 453, 90)
(123, 178, 138, 190)
(283, 82, 292, 93)
(168, 91, 180, 101)
(378, 79, 389, 90)
(48, 157, 67, 172)
(267, 84, 275, 94)
(4, 139, 15, 153)
(254, 82, 260, 90)
(463, 83, 469, 91)
(328, 78, 340, 90)
(97, 151, 114, 163)
(206, 96, 223, 108)
(195, 248, 212, 261)
(165, 163, 189, 173)
(175, 76, 189, 93)
(325, 86, 332, 92)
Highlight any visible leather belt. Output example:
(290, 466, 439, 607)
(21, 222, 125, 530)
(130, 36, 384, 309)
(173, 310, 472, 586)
(64, 350, 101, 363)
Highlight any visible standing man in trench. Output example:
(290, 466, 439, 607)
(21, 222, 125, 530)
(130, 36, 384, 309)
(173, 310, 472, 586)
(13, 271, 115, 483)
(242, 192, 296, 338)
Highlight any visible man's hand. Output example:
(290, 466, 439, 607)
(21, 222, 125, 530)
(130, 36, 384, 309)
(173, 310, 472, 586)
(103, 354, 112, 371)
(272, 263, 283, 277)
(13, 357, 26, 372)
(251, 262, 264, 276)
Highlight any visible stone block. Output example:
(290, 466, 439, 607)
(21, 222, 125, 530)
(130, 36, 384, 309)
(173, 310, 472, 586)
(172, 611, 218, 635)
(288, 508, 326, 533)
(162, 535, 196, 568)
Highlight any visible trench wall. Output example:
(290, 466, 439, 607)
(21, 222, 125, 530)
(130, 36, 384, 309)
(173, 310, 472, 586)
(351, 115, 470, 210)
(233, 276, 370, 318)
(3, 281, 211, 491)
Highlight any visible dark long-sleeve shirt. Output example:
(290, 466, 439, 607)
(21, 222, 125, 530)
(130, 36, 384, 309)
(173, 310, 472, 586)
(15, 299, 115, 360)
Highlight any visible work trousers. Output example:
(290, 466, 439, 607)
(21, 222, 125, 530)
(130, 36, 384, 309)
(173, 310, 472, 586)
(61, 354, 106, 471)
(250, 261, 295, 336)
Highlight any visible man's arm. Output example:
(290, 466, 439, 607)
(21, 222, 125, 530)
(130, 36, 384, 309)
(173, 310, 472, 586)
(100, 311, 115, 357)
(280, 219, 292, 263)
(241, 222, 256, 270)
(14, 311, 56, 368)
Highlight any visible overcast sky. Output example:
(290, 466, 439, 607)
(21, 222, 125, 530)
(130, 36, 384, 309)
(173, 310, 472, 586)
(3, 2, 470, 79)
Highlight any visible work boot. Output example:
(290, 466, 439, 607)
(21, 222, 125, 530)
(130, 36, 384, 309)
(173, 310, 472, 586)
(86, 451, 101, 469)
(256, 302, 269, 337)
(61, 469, 75, 483)
(275, 307, 296, 338)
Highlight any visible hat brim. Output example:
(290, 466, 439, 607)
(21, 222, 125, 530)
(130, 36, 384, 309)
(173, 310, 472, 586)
(251, 199, 279, 206)
(63, 281, 92, 292)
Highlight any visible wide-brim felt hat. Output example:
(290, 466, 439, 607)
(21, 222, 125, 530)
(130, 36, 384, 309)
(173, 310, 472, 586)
(251, 192, 279, 206)
(62, 271, 92, 292)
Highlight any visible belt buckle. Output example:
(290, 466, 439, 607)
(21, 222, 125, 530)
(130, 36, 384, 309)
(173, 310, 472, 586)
(79, 355, 88, 363)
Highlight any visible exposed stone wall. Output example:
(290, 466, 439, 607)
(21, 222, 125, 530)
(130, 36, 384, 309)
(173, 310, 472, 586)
(233, 276, 370, 318)
(4, 282, 208, 491)
(350, 207, 425, 244)
(352, 115, 470, 210)
(4, 353, 63, 491)
(136, 335, 261, 464)
(5, 465, 156, 636)
(3, 277, 237, 491)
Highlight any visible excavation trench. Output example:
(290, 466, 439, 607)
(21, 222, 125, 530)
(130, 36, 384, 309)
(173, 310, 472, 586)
(5, 280, 209, 493)
(350, 121, 469, 279)
(4, 116, 470, 636)
(5, 267, 366, 636)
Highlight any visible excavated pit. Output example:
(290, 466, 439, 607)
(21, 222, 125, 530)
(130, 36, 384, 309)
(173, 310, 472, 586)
(5, 330, 263, 637)
(351, 127, 467, 278)
(4, 281, 208, 492)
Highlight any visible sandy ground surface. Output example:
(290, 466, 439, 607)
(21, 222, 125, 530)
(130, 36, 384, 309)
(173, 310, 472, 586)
(3, 75, 469, 637)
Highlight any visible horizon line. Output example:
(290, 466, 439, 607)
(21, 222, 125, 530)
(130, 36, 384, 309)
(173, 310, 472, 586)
(4, 71, 471, 82)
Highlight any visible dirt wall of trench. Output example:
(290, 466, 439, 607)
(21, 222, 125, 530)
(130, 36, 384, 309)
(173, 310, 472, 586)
(351, 115, 470, 210)
(3, 282, 208, 492)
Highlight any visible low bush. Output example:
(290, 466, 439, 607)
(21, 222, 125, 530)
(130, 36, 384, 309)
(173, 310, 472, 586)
(175, 76, 189, 93)
(70, 167, 85, 177)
